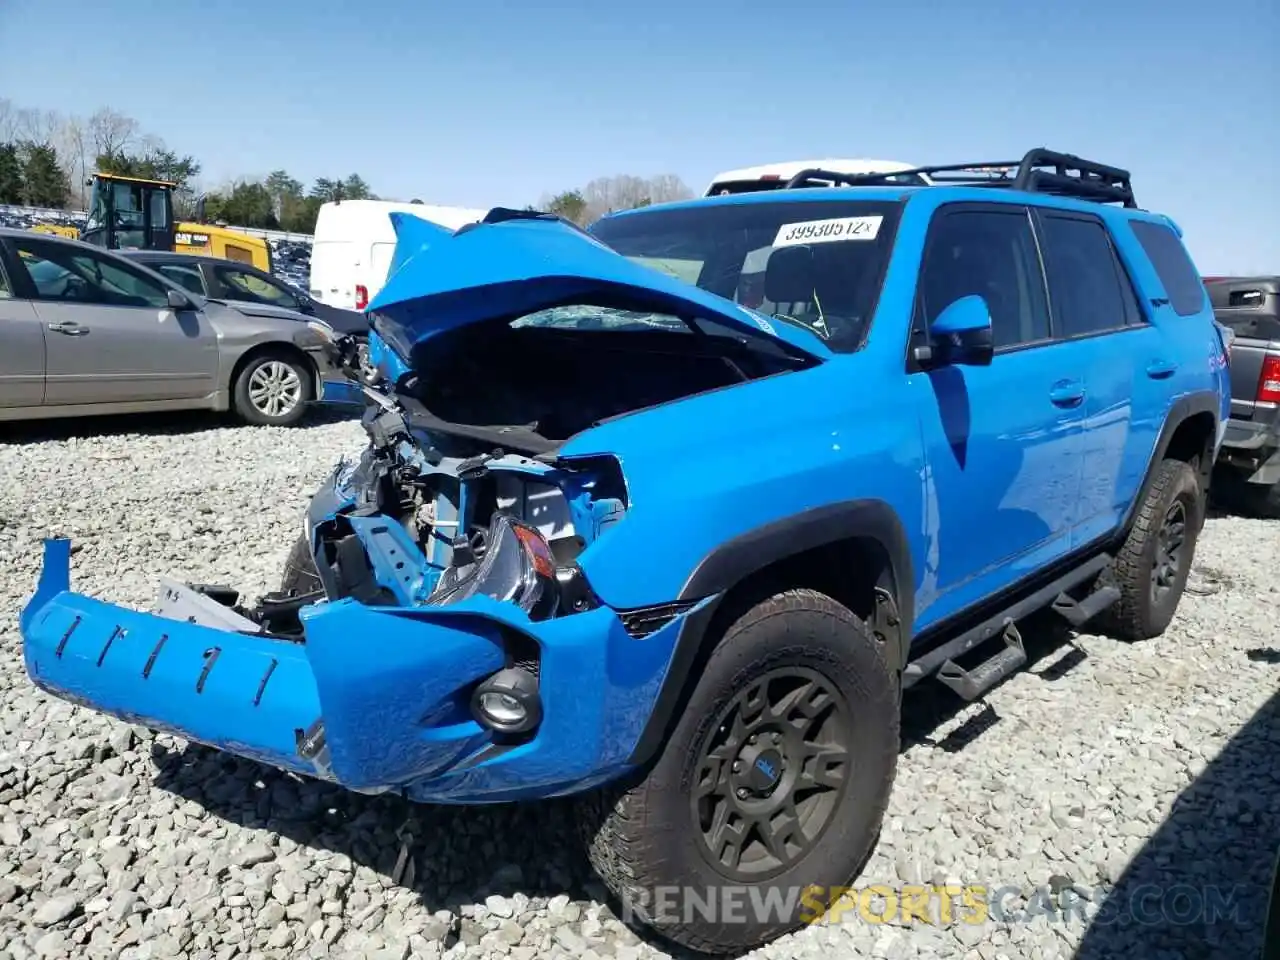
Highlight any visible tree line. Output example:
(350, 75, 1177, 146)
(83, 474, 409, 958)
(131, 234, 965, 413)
(537, 173, 694, 225)
(0, 100, 384, 233)
(0, 98, 694, 234)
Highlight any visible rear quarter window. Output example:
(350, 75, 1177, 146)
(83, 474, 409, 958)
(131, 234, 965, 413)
(1128, 220, 1208, 317)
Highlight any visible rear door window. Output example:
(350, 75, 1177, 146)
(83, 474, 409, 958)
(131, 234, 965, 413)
(1129, 220, 1208, 317)
(1037, 213, 1142, 337)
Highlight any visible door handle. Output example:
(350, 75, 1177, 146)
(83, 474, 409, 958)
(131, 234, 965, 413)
(1048, 379, 1086, 408)
(1146, 359, 1178, 379)
(47, 321, 91, 336)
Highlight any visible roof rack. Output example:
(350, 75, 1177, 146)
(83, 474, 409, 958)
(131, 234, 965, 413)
(783, 148, 1137, 208)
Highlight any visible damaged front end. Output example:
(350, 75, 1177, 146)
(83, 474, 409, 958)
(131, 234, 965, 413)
(20, 410, 705, 801)
(20, 206, 824, 803)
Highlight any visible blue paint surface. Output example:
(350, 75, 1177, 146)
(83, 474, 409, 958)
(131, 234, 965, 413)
(318, 379, 366, 406)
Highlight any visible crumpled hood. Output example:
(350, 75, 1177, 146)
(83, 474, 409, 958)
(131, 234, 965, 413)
(365, 208, 832, 362)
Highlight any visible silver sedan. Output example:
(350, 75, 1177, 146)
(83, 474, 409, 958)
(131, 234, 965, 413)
(0, 228, 363, 426)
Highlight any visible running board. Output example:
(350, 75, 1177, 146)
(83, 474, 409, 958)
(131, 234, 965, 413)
(903, 552, 1112, 691)
(936, 623, 1026, 701)
(1051, 585, 1120, 627)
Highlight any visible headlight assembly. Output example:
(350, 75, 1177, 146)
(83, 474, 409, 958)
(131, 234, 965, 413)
(425, 513, 559, 620)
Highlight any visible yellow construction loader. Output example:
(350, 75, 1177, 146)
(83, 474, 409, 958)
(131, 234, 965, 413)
(30, 172, 273, 272)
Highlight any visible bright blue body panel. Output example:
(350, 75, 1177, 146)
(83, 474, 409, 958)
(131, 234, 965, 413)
(318, 378, 366, 406)
(19, 180, 1227, 805)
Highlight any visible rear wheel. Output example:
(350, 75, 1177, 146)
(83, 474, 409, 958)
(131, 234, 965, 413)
(233, 351, 313, 426)
(578, 588, 899, 954)
(1098, 458, 1203, 641)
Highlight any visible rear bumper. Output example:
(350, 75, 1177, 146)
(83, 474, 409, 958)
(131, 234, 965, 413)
(1222, 410, 1280, 450)
(1219, 411, 1280, 485)
(21, 538, 704, 803)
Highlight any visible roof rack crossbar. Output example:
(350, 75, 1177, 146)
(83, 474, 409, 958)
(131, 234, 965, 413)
(782, 148, 1137, 207)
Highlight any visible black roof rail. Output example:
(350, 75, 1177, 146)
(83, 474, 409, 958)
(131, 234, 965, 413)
(784, 148, 1137, 208)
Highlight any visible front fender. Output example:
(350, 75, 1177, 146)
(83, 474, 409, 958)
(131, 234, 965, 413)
(562, 361, 926, 613)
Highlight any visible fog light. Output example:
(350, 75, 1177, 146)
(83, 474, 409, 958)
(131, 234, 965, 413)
(471, 667, 542, 735)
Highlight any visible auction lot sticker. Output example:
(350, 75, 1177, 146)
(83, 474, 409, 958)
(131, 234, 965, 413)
(773, 215, 883, 247)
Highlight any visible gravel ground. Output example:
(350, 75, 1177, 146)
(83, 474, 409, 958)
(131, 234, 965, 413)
(1, 412, 1277, 960)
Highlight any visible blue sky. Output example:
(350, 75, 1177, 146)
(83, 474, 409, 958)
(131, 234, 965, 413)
(1, 0, 1276, 272)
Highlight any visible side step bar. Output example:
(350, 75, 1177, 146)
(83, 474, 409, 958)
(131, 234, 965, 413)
(903, 552, 1114, 695)
(937, 622, 1026, 701)
(1051, 585, 1120, 627)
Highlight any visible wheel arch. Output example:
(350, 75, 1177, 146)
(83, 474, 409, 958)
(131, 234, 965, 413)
(628, 499, 914, 767)
(1123, 392, 1220, 536)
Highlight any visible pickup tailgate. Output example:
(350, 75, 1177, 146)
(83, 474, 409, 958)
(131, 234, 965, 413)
(1226, 336, 1272, 418)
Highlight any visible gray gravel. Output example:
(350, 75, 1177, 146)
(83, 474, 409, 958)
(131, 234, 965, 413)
(1, 412, 1277, 959)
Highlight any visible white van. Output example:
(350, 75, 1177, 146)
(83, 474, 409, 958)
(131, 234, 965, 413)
(308, 200, 487, 310)
(704, 158, 932, 196)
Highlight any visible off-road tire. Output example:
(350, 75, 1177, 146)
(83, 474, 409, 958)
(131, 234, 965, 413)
(577, 589, 899, 954)
(1098, 458, 1203, 641)
(279, 534, 322, 597)
(232, 350, 314, 427)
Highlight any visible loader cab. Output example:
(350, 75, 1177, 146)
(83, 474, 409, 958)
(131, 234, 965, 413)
(80, 173, 176, 253)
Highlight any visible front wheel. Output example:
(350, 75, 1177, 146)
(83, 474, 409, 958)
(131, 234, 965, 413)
(579, 588, 900, 954)
(232, 351, 313, 426)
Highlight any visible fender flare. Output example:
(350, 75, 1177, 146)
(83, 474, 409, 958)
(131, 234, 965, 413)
(1121, 391, 1221, 534)
(627, 499, 914, 767)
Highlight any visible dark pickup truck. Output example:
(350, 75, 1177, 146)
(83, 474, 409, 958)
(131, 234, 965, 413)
(1207, 276, 1280, 517)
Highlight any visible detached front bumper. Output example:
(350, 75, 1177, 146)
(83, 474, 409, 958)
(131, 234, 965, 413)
(22, 540, 330, 779)
(20, 538, 703, 803)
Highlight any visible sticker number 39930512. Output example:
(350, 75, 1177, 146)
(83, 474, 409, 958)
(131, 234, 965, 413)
(773, 215, 883, 248)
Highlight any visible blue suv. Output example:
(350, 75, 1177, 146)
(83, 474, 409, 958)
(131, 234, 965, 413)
(20, 149, 1230, 954)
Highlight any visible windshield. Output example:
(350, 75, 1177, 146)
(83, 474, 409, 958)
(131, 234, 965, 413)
(588, 198, 903, 352)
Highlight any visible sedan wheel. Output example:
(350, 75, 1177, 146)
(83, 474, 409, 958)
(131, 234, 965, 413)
(233, 352, 314, 426)
(249, 361, 302, 418)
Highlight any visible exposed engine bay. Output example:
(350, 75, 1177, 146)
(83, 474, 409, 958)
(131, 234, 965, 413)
(393, 320, 808, 452)
(234, 312, 809, 639)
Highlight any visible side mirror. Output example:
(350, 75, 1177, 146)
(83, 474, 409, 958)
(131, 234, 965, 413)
(913, 294, 995, 368)
(166, 288, 191, 310)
